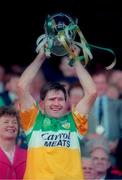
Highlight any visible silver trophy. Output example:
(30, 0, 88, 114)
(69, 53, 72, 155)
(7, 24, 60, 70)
(36, 12, 116, 69)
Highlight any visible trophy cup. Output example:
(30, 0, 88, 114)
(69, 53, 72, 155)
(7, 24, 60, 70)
(36, 13, 116, 69)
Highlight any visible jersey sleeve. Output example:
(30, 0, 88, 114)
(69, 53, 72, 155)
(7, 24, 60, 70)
(72, 108, 88, 135)
(19, 104, 38, 133)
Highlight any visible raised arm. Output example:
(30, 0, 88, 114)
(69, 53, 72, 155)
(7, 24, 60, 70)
(17, 49, 46, 111)
(74, 57, 97, 117)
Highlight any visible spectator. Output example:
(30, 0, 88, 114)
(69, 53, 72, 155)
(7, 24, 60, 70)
(106, 83, 119, 100)
(108, 70, 122, 99)
(0, 74, 19, 106)
(82, 157, 95, 180)
(87, 70, 122, 146)
(0, 106, 27, 179)
(88, 137, 111, 179)
(68, 83, 84, 109)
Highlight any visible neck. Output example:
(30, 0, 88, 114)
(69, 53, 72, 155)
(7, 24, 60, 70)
(0, 138, 16, 152)
(96, 172, 106, 179)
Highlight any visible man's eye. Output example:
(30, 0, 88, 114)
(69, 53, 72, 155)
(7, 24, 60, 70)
(59, 98, 64, 101)
(4, 121, 9, 123)
(49, 99, 54, 101)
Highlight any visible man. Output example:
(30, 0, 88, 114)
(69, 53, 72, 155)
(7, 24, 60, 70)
(0, 106, 27, 179)
(17, 47, 97, 180)
(82, 157, 95, 180)
(68, 83, 84, 109)
(89, 138, 111, 180)
(88, 71, 122, 144)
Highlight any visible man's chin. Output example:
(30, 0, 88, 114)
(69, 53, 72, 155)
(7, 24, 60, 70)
(51, 113, 63, 119)
(52, 115, 61, 119)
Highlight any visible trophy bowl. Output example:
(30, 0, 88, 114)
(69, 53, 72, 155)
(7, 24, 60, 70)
(44, 13, 77, 56)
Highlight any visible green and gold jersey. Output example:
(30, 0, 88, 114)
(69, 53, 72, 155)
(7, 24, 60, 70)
(20, 104, 88, 180)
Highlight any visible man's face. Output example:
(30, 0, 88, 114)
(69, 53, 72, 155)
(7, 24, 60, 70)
(82, 158, 95, 180)
(0, 115, 18, 140)
(91, 148, 110, 175)
(43, 90, 66, 118)
(93, 74, 108, 96)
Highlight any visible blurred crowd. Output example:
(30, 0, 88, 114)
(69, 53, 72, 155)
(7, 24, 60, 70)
(0, 56, 122, 179)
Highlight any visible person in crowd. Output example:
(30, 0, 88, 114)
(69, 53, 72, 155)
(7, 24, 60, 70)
(87, 70, 122, 148)
(17, 45, 97, 180)
(88, 136, 112, 179)
(82, 157, 95, 180)
(80, 70, 122, 157)
(0, 74, 19, 106)
(108, 69, 122, 99)
(68, 83, 84, 109)
(0, 106, 27, 179)
(106, 83, 119, 100)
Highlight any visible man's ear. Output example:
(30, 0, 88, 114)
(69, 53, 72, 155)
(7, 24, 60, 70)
(39, 100, 44, 112)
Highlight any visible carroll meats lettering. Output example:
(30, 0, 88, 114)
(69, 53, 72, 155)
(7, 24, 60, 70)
(41, 132, 70, 147)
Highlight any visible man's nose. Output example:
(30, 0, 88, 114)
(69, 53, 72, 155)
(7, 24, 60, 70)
(8, 121, 15, 126)
(97, 159, 103, 163)
(54, 99, 59, 105)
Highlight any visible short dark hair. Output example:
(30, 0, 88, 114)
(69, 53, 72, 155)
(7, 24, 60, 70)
(40, 82, 67, 101)
(0, 106, 20, 129)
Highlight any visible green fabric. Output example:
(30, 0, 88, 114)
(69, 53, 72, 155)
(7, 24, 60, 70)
(26, 104, 77, 143)
(0, 97, 5, 106)
(34, 110, 76, 132)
